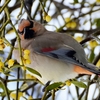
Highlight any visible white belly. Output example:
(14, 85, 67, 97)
(29, 53, 78, 84)
(13, 49, 78, 84)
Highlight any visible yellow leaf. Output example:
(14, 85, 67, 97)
(70, 21, 77, 29)
(66, 23, 71, 28)
(26, 74, 33, 79)
(22, 66, 26, 70)
(28, 96, 33, 100)
(0, 61, 4, 72)
(96, 60, 100, 67)
(10, 92, 16, 100)
(65, 80, 71, 86)
(0, 61, 4, 68)
(24, 49, 30, 55)
(65, 17, 71, 22)
(0, 39, 4, 44)
(96, 0, 100, 3)
(75, 36, 83, 42)
(8, 59, 15, 68)
(7, 29, 15, 34)
(46, 15, 51, 22)
(25, 59, 31, 64)
(89, 40, 98, 49)
(23, 54, 30, 59)
(0, 44, 5, 50)
(10, 92, 23, 100)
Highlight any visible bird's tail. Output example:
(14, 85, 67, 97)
(87, 63, 100, 75)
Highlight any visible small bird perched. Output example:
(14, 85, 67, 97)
(13, 19, 100, 84)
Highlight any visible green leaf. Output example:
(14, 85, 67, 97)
(0, 91, 6, 96)
(96, 19, 100, 27)
(0, 50, 4, 54)
(74, 0, 78, 3)
(0, 82, 6, 97)
(94, 18, 100, 27)
(20, 83, 28, 91)
(71, 80, 87, 88)
(4, 73, 14, 77)
(0, 82, 4, 90)
(83, 20, 88, 25)
(10, 64, 22, 70)
(0, 89, 11, 97)
(4, 64, 22, 73)
(88, 49, 95, 63)
(26, 67, 42, 77)
(46, 82, 63, 92)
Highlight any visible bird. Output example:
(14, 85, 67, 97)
(13, 19, 100, 84)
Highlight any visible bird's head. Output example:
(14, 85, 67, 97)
(18, 19, 46, 39)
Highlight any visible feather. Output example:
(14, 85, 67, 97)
(31, 33, 100, 75)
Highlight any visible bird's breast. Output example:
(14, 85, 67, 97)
(29, 52, 78, 84)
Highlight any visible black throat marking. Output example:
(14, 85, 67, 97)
(24, 28, 36, 39)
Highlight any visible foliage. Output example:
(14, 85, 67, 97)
(0, 0, 100, 100)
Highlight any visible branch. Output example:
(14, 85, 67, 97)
(57, 8, 100, 32)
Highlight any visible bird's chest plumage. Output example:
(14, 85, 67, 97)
(28, 52, 78, 84)
(13, 46, 78, 84)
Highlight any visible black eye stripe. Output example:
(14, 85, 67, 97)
(18, 20, 34, 35)
(18, 29, 24, 35)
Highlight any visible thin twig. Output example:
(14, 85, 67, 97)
(16, 67, 20, 100)
(84, 76, 90, 100)
(57, 8, 100, 31)
(93, 53, 100, 65)
(52, 90, 55, 100)
(22, 0, 32, 20)
(41, 90, 48, 100)
(0, 0, 10, 13)
(80, 36, 93, 45)
(22, 82, 37, 92)
(78, 89, 86, 100)
(0, 77, 10, 100)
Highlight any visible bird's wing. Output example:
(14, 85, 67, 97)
(40, 46, 84, 67)
(31, 33, 100, 75)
